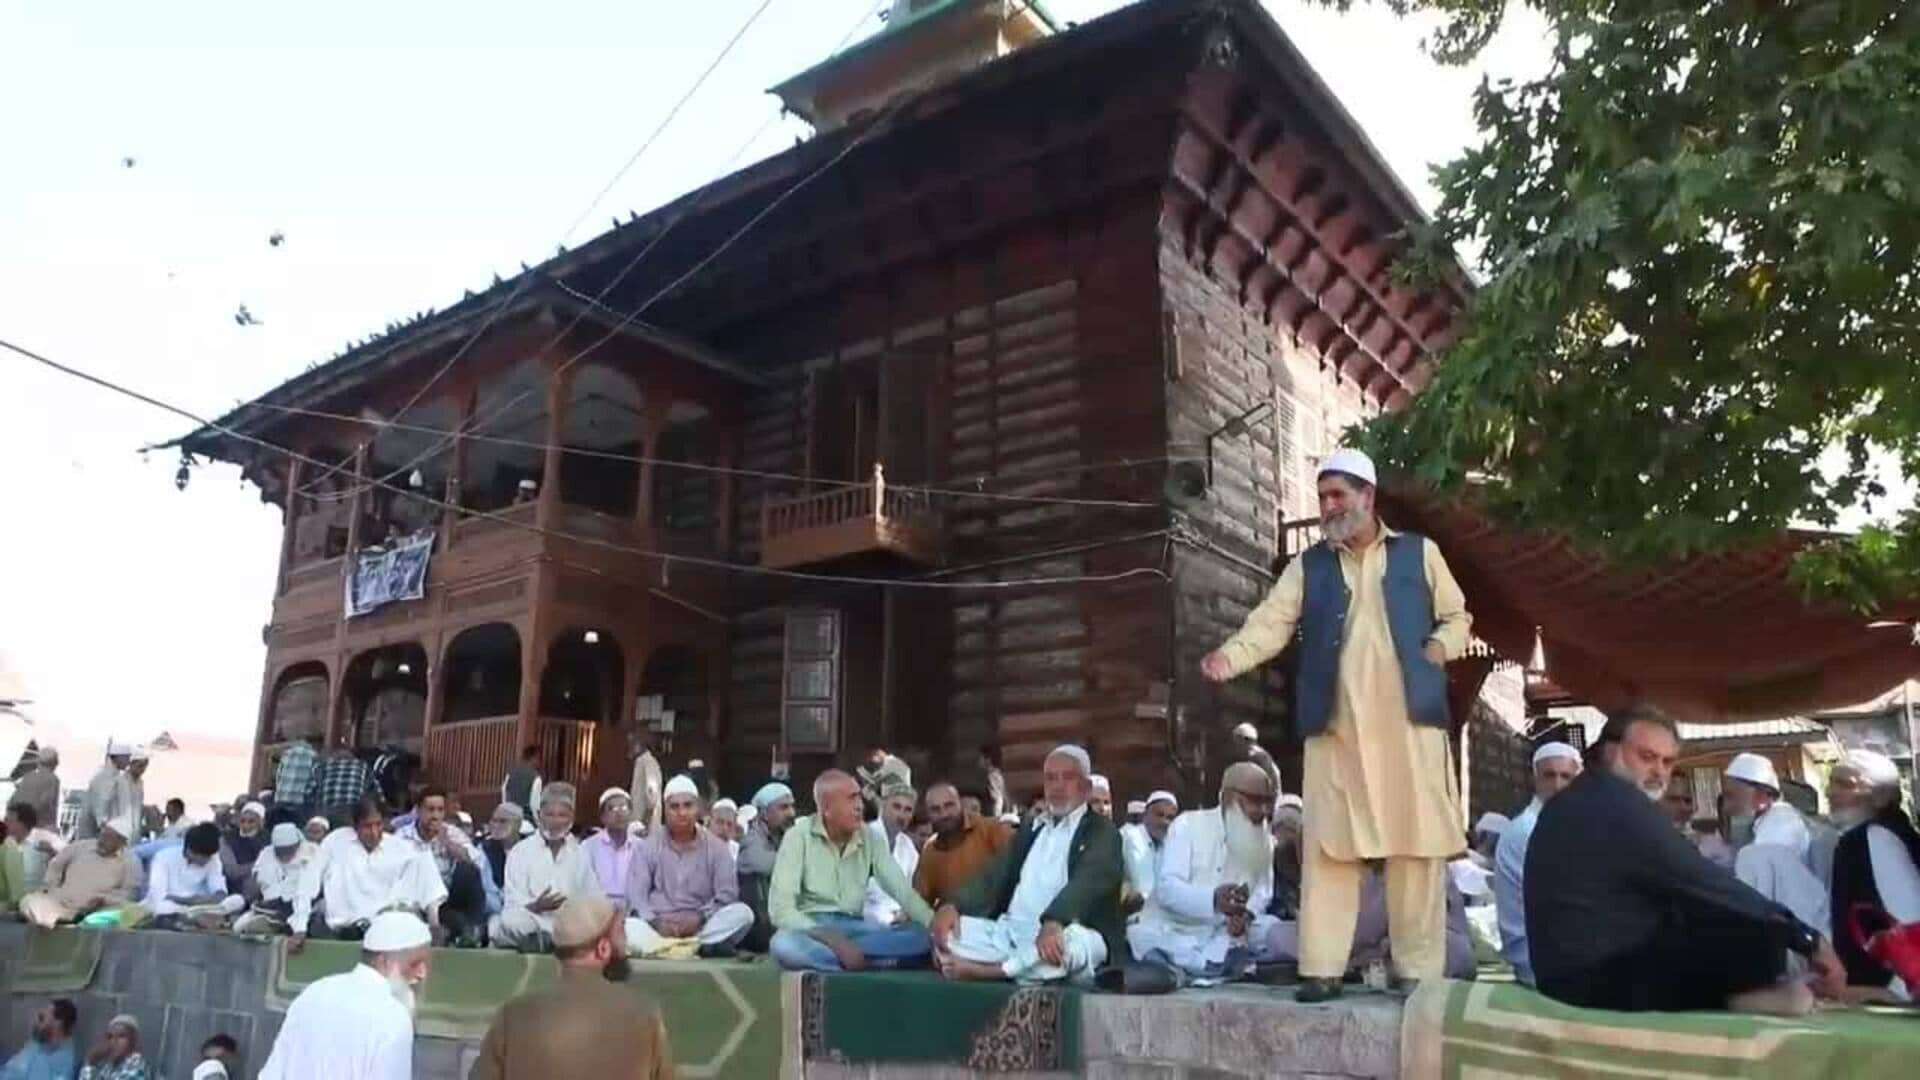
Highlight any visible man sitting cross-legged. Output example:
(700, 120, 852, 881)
(290, 796, 446, 949)
(930, 744, 1123, 986)
(395, 786, 491, 946)
(624, 775, 753, 958)
(142, 822, 246, 930)
(768, 770, 934, 971)
(21, 816, 142, 929)
(1127, 763, 1281, 985)
(495, 783, 603, 953)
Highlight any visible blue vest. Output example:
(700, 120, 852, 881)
(1293, 532, 1450, 738)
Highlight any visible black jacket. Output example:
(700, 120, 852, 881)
(950, 807, 1126, 965)
(1525, 769, 1816, 987)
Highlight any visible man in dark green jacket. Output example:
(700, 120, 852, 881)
(930, 744, 1124, 984)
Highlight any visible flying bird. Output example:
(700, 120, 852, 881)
(268, 231, 286, 247)
(122, 156, 137, 168)
(234, 304, 262, 327)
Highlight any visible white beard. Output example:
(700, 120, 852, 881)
(1222, 807, 1272, 888)
(1831, 806, 1871, 830)
(1322, 509, 1368, 545)
(386, 973, 418, 1018)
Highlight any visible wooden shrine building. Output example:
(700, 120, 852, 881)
(175, 0, 1473, 811)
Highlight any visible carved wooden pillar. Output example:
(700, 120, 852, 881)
(537, 368, 571, 535)
(276, 457, 302, 596)
(633, 399, 670, 529)
(420, 639, 447, 770)
(441, 390, 472, 553)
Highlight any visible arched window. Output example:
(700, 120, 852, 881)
(268, 661, 330, 743)
(341, 643, 428, 749)
(540, 627, 625, 724)
(444, 623, 523, 723)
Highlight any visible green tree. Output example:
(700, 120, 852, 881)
(1339, 1, 1920, 609)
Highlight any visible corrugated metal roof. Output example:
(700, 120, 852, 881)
(1676, 717, 1829, 742)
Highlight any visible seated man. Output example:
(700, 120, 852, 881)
(768, 770, 934, 971)
(1493, 741, 1581, 985)
(395, 786, 490, 946)
(1088, 774, 1113, 819)
(1128, 763, 1279, 984)
(863, 782, 920, 926)
(235, 823, 318, 934)
(291, 796, 446, 947)
(625, 776, 753, 957)
(143, 822, 245, 930)
(1724, 754, 1810, 857)
(914, 782, 1013, 909)
(480, 801, 528, 919)
(1, 997, 78, 1080)
(581, 788, 638, 912)
(931, 745, 1122, 985)
(218, 802, 270, 898)
(1827, 748, 1920, 1001)
(738, 782, 797, 952)
(302, 816, 331, 845)
(495, 783, 603, 952)
(709, 799, 742, 860)
(21, 816, 142, 929)
(1527, 708, 1845, 1015)
(1120, 790, 1178, 913)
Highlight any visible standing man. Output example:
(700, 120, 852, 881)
(582, 788, 639, 912)
(73, 743, 131, 842)
(1201, 447, 1472, 1002)
(864, 783, 920, 926)
(1492, 742, 1581, 986)
(471, 896, 676, 1080)
(857, 747, 911, 819)
(500, 747, 543, 821)
(311, 743, 370, 824)
(259, 911, 432, 1079)
(630, 728, 664, 837)
(14, 747, 60, 834)
(272, 737, 320, 827)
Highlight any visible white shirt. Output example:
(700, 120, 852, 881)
(259, 963, 413, 1080)
(862, 822, 920, 925)
(1753, 801, 1811, 859)
(144, 845, 241, 917)
(395, 821, 478, 883)
(502, 833, 603, 931)
(1129, 808, 1274, 970)
(294, 831, 446, 932)
(1866, 825, 1920, 922)
(254, 842, 320, 905)
(1492, 797, 1542, 985)
(1006, 804, 1086, 934)
(1119, 823, 1162, 901)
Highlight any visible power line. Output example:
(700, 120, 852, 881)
(292, 0, 788, 502)
(3, 335, 1171, 592)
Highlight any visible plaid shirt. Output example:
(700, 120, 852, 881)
(273, 741, 319, 807)
(313, 754, 370, 811)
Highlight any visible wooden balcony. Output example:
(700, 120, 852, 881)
(760, 465, 947, 570)
(424, 714, 598, 808)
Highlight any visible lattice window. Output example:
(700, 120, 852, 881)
(782, 609, 841, 751)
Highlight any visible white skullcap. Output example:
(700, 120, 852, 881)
(519, 819, 535, 836)
(1275, 794, 1305, 811)
(1845, 748, 1901, 787)
(1090, 774, 1111, 794)
(753, 782, 793, 810)
(306, 815, 330, 830)
(598, 787, 631, 809)
(1231, 722, 1259, 740)
(271, 823, 302, 847)
(739, 804, 758, 825)
(242, 801, 267, 818)
(1318, 447, 1378, 487)
(1532, 741, 1580, 767)
(1473, 812, 1511, 836)
(363, 910, 431, 952)
(496, 801, 525, 819)
(192, 1060, 230, 1080)
(102, 815, 136, 839)
(1724, 752, 1781, 792)
(688, 758, 706, 769)
(711, 798, 738, 814)
(999, 813, 1022, 825)
(663, 775, 700, 801)
(1146, 790, 1178, 810)
(129, 745, 151, 762)
(106, 739, 131, 757)
(1125, 800, 1147, 815)
(1045, 745, 1091, 776)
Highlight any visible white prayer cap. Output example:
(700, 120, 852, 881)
(1231, 722, 1259, 741)
(517, 478, 537, 491)
(1724, 752, 1781, 792)
(241, 801, 267, 819)
(1146, 790, 1179, 810)
(1844, 748, 1901, 787)
(107, 1013, 140, 1033)
(739, 804, 758, 826)
(1090, 774, 1111, 795)
(1318, 447, 1378, 487)
(1532, 741, 1580, 768)
(192, 1060, 230, 1080)
(999, 813, 1021, 825)
(306, 815, 330, 831)
(270, 823, 301, 848)
(688, 758, 706, 769)
(598, 786, 631, 809)
(520, 819, 535, 837)
(101, 815, 136, 839)
(753, 782, 793, 810)
(106, 739, 131, 757)
(1044, 744, 1091, 777)
(129, 745, 151, 762)
(1275, 794, 1304, 811)
(1473, 812, 1511, 837)
(663, 774, 700, 801)
(711, 798, 738, 815)
(1125, 800, 1147, 816)
(363, 910, 431, 952)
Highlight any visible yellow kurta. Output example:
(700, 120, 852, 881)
(1218, 525, 1471, 860)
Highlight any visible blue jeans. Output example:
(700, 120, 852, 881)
(768, 913, 932, 972)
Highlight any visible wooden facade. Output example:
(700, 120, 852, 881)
(181, 0, 1465, 811)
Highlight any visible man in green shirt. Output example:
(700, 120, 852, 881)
(768, 770, 933, 971)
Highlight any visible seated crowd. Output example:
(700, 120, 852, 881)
(6, 716, 1917, 1022)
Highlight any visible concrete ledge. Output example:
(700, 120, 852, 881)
(1083, 987, 1401, 1079)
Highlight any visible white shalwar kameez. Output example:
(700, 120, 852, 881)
(293, 832, 445, 934)
(946, 805, 1107, 984)
(1119, 823, 1162, 904)
(1126, 809, 1277, 983)
(494, 833, 603, 947)
(863, 821, 920, 925)
(259, 963, 413, 1080)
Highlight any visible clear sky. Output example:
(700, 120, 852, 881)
(0, 0, 1557, 747)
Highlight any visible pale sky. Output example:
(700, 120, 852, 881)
(0, 0, 1562, 751)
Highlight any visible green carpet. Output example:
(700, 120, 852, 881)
(269, 943, 794, 1077)
(800, 970, 1080, 1072)
(1404, 978, 1920, 1079)
(8, 927, 103, 993)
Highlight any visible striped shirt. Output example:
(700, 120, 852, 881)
(274, 742, 320, 807)
(312, 754, 369, 812)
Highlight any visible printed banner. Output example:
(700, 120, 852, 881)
(344, 531, 433, 617)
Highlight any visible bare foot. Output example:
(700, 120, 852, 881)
(944, 956, 1007, 982)
(809, 929, 868, 972)
(1728, 982, 1814, 1018)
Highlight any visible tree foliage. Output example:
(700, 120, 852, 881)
(1337, 0, 1920, 609)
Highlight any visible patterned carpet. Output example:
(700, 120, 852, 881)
(6, 927, 103, 993)
(800, 970, 1080, 1072)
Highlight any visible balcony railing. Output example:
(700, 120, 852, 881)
(761, 464, 947, 570)
(423, 714, 598, 808)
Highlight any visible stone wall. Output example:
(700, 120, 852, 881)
(0, 925, 1401, 1079)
